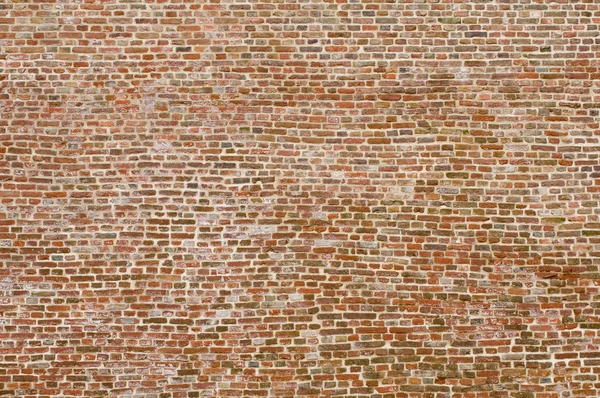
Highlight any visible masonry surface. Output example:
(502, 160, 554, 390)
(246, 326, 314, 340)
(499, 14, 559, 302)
(1, 0, 600, 397)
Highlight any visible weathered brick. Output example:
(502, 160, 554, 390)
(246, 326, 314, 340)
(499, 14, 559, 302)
(1, 2, 599, 397)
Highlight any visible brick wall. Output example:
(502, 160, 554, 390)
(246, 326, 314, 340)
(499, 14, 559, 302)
(1, 0, 600, 397)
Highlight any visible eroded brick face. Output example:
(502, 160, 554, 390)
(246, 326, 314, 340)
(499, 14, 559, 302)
(1, 0, 600, 397)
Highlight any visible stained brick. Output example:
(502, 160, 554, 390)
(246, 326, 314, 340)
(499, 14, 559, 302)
(1, 1, 599, 397)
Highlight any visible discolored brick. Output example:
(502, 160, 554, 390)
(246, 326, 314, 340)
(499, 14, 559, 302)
(2, 1, 600, 398)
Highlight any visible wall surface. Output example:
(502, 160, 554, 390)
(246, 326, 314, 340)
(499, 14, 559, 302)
(1, 0, 600, 397)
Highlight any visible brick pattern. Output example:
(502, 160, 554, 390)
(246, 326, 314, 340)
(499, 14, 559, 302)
(1, 0, 600, 397)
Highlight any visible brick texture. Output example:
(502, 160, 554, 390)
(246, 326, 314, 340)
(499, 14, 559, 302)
(1, 0, 600, 397)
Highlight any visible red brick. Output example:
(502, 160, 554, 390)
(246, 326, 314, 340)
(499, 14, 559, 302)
(1, 2, 598, 397)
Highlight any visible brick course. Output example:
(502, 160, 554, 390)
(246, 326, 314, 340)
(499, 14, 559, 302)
(1, 0, 600, 397)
